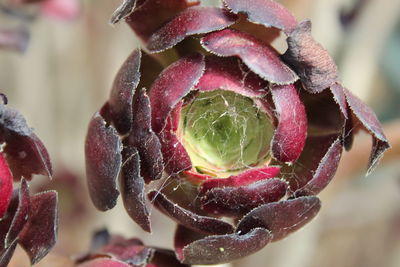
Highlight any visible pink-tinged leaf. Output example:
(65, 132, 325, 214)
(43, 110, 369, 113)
(0, 28, 29, 53)
(5, 179, 30, 247)
(126, 88, 163, 182)
(295, 137, 342, 196)
(149, 53, 205, 133)
(147, 7, 237, 53)
(343, 86, 390, 174)
(223, 0, 298, 32)
(126, 0, 198, 42)
(201, 29, 298, 84)
(0, 239, 17, 267)
(175, 225, 272, 265)
(0, 153, 13, 218)
(200, 178, 287, 217)
(77, 258, 131, 267)
(330, 83, 348, 119)
(200, 166, 280, 193)
(19, 191, 58, 265)
(85, 113, 122, 211)
(0, 105, 52, 180)
(282, 20, 338, 93)
(148, 191, 234, 235)
(237, 196, 321, 241)
(196, 56, 268, 98)
(120, 147, 151, 233)
(40, 0, 80, 20)
(271, 84, 307, 163)
(108, 49, 141, 134)
(99, 236, 153, 266)
(110, 0, 141, 24)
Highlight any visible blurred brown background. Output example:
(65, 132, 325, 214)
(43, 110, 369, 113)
(1, 0, 400, 266)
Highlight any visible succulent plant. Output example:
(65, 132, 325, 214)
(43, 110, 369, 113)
(0, 98, 57, 266)
(85, 0, 390, 264)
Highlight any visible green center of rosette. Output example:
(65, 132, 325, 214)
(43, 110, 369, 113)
(178, 90, 275, 178)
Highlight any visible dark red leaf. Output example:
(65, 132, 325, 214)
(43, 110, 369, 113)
(85, 113, 122, 211)
(127, 88, 163, 182)
(19, 191, 58, 265)
(0, 104, 52, 180)
(223, 0, 298, 32)
(108, 49, 141, 134)
(151, 249, 190, 267)
(120, 147, 151, 233)
(148, 191, 234, 235)
(201, 29, 297, 84)
(295, 137, 342, 196)
(271, 84, 307, 163)
(0, 153, 13, 218)
(200, 166, 280, 193)
(196, 56, 268, 98)
(149, 53, 205, 134)
(282, 20, 338, 93)
(175, 225, 272, 265)
(200, 178, 287, 217)
(5, 179, 30, 247)
(236, 196, 321, 241)
(110, 0, 141, 24)
(126, 0, 198, 42)
(343, 86, 390, 174)
(0, 240, 17, 267)
(147, 7, 237, 53)
(330, 83, 348, 119)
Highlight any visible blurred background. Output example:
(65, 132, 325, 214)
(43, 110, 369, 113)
(1, 0, 399, 266)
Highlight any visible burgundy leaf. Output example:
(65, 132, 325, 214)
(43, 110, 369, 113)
(148, 191, 234, 235)
(77, 258, 131, 267)
(151, 249, 191, 267)
(295, 137, 342, 196)
(343, 86, 390, 174)
(237, 196, 321, 241)
(201, 29, 298, 84)
(0, 28, 30, 52)
(149, 53, 205, 134)
(0, 240, 17, 267)
(0, 153, 13, 218)
(175, 225, 272, 265)
(271, 84, 307, 163)
(159, 124, 192, 175)
(120, 147, 151, 233)
(126, 0, 198, 42)
(330, 83, 348, 119)
(19, 191, 58, 265)
(5, 179, 30, 247)
(110, 0, 141, 24)
(127, 88, 163, 182)
(108, 49, 141, 134)
(200, 166, 280, 193)
(200, 178, 287, 217)
(196, 56, 268, 98)
(281, 134, 339, 192)
(282, 20, 338, 93)
(85, 113, 122, 211)
(147, 7, 237, 53)
(223, 0, 298, 32)
(0, 104, 52, 180)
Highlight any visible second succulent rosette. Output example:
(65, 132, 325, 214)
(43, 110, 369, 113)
(85, 0, 390, 265)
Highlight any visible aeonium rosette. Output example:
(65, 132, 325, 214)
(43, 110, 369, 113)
(85, 0, 390, 264)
